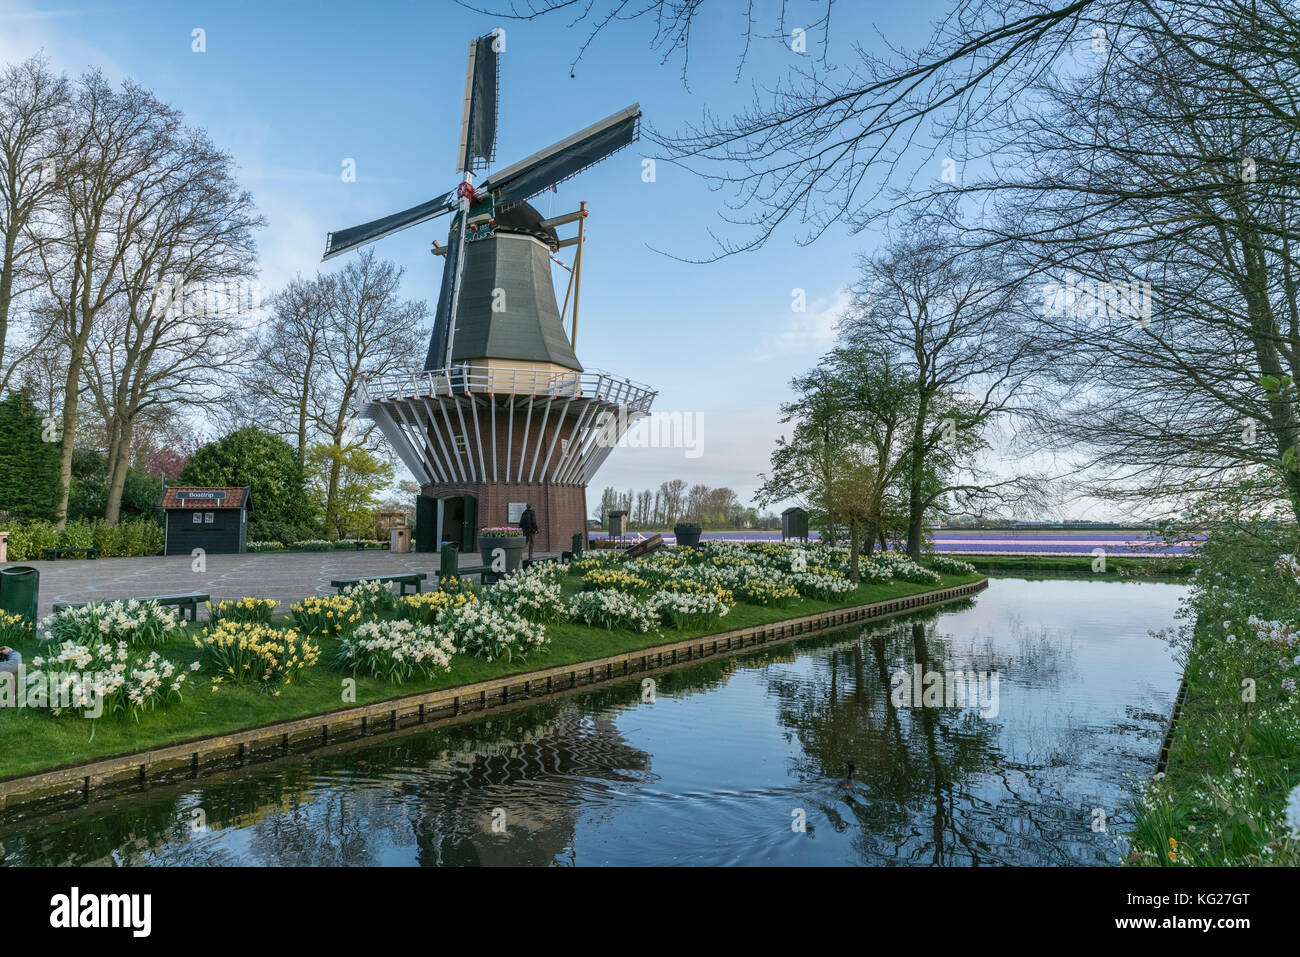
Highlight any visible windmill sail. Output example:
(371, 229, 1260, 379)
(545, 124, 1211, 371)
(423, 216, 461, 371)
(457, 34, 499, 172)
(323, 191, 457, 260)
(480, 104, 640, 207)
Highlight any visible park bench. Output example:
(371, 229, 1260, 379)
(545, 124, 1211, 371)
(42, 547, 101, 561)
(51, 591, 210, 622)
(624, 534, 665, 559)
(330, 572, 427, 595)
(440, 563, 499, 586)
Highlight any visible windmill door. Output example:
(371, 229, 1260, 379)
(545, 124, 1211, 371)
(460, 495, 477, 551)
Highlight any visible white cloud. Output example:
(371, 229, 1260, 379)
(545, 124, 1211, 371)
(751, 288, 846, 360)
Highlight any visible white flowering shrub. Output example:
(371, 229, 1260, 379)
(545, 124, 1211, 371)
(869, 552, 942, 584)
(930, 555, 977, 576)
(29, 640, 192, 717)
(437, 602, 548, 663)
(790, 572, 858, 599)
(484, 563, 565, 622)
(645, 589, 731, 629)
(40, 599, 181, 649)
(341, 578, 399, 617)
(568, 589, 658, 633)
(337, 619, 457, 683)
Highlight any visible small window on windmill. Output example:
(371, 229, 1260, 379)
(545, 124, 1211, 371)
(561, 438, 570, 454)
(453, 435, 468, 456)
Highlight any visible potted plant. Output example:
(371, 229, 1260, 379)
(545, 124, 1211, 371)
(673, 522, 703, 548)
(478, 526, 526, 572)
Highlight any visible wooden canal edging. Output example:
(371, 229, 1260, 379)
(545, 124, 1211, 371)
(0, 578, 988, 817)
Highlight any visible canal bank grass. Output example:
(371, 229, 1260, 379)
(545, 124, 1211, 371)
(1125, 522, 1300, 867)
(0, 572, 981, 782)
(952, 553, 1197, 577)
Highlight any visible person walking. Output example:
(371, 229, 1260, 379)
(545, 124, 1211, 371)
(519, 504, 539, 560)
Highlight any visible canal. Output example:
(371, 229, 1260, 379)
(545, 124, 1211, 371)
(0, 576, 1184, 866)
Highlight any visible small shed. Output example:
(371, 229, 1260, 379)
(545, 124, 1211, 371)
(781, 507, 809, 542)
(160, 486, 251, 556)
(607, 509, 628, 539)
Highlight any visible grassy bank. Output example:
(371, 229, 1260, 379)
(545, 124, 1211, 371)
(950, 552, 1197, 577)
(1126, 525, 1299, 866)
(0, 572, 980, 781)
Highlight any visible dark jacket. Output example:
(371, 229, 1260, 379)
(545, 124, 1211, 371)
(519, 508, 539, 535)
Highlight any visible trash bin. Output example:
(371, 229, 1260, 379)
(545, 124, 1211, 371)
(0, 565, 39, 625)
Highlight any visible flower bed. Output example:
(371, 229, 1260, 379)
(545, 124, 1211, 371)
(340, 579, 399, 617)
(0, 610, 34, 646)
(28, 641, 191, 718)
(337, 619, 456, 683)
(206, 597, 278, 625)
(483, 563, 565, 622)
(195, 622, 319, 692)
(436, 602, 548, 663)
(397, 589, 478, 626)
(645, 589, 731, 629)
(290, 595, 361, 637)
(40, 600, 181, 649)
(568, 589, 658, 632)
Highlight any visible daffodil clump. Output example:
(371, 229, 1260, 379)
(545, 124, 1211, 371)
(735, 579, 800, 607)
(340, 578, 399, 617)
(290, 595, 361, 637)
(483, 562, 565, 622)
(867, 552, 942, 584)
(569, 552, 625, 575)
(644, 589, 731, 629)
(0, 609, 33, 646)
(40, 599, 181, 649)
(337, 619, 457, 683)
(644, 576, 735, 606)
(436, 602, 548, 663)
(567, 589, 658, 633)
(29, 640, 193, 718)
(581, 568, 650, 596)
(206, 597, 278, 625)
(195, 622, 320, 692)
(397, 589, 478, 626)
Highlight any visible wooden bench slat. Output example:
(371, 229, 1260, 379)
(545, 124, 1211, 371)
(51, 592, 209, 621)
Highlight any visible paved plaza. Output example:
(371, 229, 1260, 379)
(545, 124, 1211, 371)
(9, 551, 553, 619)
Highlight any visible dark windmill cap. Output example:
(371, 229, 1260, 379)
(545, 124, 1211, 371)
(493, 201, 560, 251)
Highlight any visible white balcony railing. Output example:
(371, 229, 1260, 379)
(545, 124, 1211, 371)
(359, 365, 657, 414)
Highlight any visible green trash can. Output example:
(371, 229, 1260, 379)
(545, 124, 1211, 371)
(439, 542, 459, 586)
(0, 565, 39, 625)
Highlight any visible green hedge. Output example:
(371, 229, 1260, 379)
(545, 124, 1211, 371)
(1, 518, 164, 560)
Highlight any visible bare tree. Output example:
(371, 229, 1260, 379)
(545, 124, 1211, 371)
(242, 274, 332, 468)
(311, 250, 427, 532)
(0, 54, 68, 390)
(34, 71, 187, 529)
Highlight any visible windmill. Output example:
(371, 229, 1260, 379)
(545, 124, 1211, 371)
(324, 34, 657, 555)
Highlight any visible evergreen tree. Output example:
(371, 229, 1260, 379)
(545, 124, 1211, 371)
(180, 427, 315, 529)
(0, 390, 61, 519)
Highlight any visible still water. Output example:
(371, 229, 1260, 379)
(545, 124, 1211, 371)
(0, 577, 1184, 866)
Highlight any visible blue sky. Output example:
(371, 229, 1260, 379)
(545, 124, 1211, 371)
(0, 0, 985, 512)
